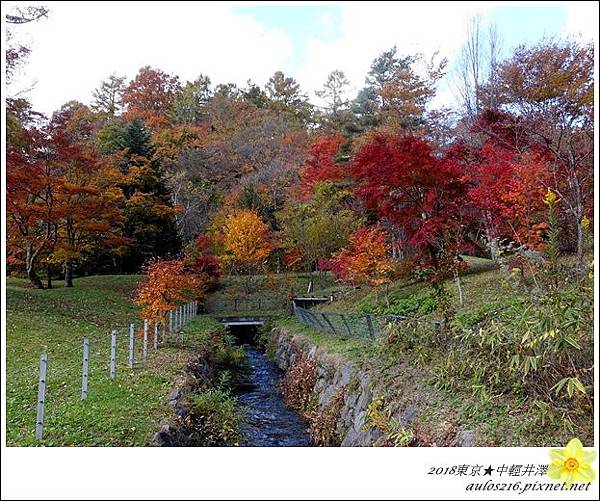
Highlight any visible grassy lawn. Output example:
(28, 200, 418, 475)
(314, 255, 502, 317)
(5, 275, 220, 446)
(204, 272, 343, 315)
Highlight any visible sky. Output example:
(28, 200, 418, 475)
(5, 1, 598, 116)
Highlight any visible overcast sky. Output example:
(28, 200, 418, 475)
(5, 1, 598, 116)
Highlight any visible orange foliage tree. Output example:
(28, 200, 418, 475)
(329, 226, 395, 305)
(134, 258, 203, 325)
(222, 210, 273, 292)
(498, 155, 552, 250)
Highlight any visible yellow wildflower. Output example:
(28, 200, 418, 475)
(548, 438, 596, 486)
(544, 188, 559, 206)
(581, 216, 590, 229)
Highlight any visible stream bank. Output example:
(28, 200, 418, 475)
(268, 325, 477, 447)
(153, 323, 312, 447)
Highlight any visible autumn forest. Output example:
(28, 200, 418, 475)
(4, 5, 595, 452)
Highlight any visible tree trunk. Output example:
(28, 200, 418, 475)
(27, 266, 44, 289)
(46, 265, 53, 289)
(25, 244, 43, 289)
(576, 220, 584, 270)
(64, 262, 74, 288)
(485, 213, 499, 262)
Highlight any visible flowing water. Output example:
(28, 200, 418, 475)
(236, 344, 312, 447)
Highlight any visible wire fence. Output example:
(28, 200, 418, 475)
(6, 301, 199, 443)
(292, 304, 442, 340)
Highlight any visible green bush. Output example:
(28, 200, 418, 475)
(384, 289, 439, 317)
(255, 321, 275, 351)
(447, 276, 593, 408)
(189, 389, 242, 446)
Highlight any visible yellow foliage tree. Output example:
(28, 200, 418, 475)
(222, 210, 273, 291)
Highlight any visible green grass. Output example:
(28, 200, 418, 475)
(5, 275, 222, 446)
(271, 256, 593, 446)
(204, 272, 343, 315)
(315, 255, 503, 317)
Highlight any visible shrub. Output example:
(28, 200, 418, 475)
(310, 387, 346, 446)
(189, 389, 242, 446)
(362, 396, 415, 447)
(281, 343, 317, 414)
(384, 289, 439, 317)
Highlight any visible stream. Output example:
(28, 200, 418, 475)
(236, 345, 312, 447)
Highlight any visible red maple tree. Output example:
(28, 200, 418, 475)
(351, 133, 470, 273)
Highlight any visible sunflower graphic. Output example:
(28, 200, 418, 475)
(548, 438, 596, 486)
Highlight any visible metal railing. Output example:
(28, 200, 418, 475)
(204, 296, 287, 313)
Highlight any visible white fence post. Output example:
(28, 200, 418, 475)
(143, 320, 148, 359)
(128, 323, 135, 368)
(110, 330, 117, 379)
(81, 337, 89, 400)
(35, 352, 48, 440)
(162, 319, 166, 343)
(168, 310, 172, 337)
(153, 322, 158, 350)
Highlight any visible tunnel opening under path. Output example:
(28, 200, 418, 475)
(226, 323, 260, 345)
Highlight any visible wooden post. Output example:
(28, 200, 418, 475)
(143, 320, 148, 359)
(35, 352, 48, 440)
(162, 320, 166, 343)
(128, 323, 135, 368)
(110, 330, 117, 379)
(81, 337, 89, 400)
(153, 322, 158, 350)
(364, 315, 375, 339)
(169, 310, 173, 337)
